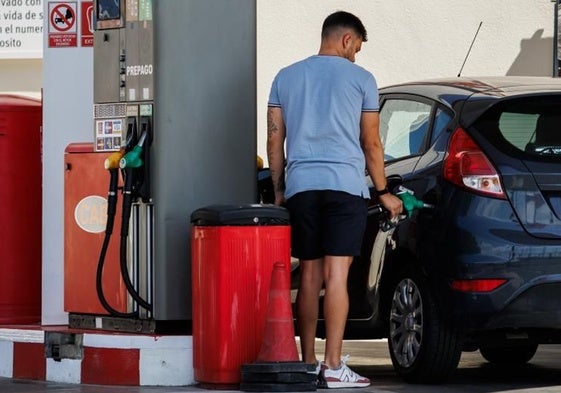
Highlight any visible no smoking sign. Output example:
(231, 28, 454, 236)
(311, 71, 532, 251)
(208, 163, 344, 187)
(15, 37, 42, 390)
(48, 1, 78, 47)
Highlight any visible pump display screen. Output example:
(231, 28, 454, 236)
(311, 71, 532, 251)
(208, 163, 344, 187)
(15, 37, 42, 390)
(97, 0, 120, 20)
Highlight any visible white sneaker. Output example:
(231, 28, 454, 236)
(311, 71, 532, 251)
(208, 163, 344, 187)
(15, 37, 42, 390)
(321, 355, 370, 388)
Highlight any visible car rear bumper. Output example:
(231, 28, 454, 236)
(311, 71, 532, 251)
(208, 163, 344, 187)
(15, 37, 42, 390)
(487, 283, 561, 328)
(424, 193, 561, 331)
(443, 280, 561, 331)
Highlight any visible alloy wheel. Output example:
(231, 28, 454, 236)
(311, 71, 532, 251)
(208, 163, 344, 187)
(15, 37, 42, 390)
(389, 278, 423, 368)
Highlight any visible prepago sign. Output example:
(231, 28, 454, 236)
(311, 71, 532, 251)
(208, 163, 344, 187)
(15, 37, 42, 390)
(0, 0, 43, 58)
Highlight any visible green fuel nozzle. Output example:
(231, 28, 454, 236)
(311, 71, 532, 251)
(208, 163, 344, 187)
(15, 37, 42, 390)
(119, 145, 144, 168)
(395, 186, 434, 217)
(368, 185, 434, 231)
(119, 131, 147, 169)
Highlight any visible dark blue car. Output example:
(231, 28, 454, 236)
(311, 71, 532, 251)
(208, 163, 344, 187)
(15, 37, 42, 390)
(274, 76, 561, 384)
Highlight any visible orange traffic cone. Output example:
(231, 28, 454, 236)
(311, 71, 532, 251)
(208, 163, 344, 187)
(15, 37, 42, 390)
(256, 261, 300, 362)
(241, 262, 317, 392)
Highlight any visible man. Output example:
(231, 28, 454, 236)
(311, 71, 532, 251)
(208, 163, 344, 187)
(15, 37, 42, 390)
(267, 11, 402, 388)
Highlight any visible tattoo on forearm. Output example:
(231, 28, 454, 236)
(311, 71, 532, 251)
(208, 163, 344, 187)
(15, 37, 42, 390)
(267, 108, 285, 193)
(270, 168, 285, 192)
(267, 109, 279, 137)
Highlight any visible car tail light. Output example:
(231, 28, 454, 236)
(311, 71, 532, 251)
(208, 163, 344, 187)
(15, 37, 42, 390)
(443, 127, 506, 199)
(450, 279, 507, 293)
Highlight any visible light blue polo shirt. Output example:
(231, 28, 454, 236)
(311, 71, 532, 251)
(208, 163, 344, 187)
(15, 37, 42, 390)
(268, 55, 379, 199)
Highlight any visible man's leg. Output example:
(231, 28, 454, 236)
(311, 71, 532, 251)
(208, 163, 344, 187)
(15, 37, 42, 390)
(296, 258, 324, 365)
(318, 191, 370, 387)
(322, 255, 353, 368)
(321, 253, 371, 388)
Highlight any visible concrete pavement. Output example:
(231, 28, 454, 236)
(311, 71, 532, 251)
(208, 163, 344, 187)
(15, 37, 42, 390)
(3, 340, 561, 393)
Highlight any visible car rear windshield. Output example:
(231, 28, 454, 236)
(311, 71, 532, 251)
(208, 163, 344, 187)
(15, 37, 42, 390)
(472, 95, 561, 159)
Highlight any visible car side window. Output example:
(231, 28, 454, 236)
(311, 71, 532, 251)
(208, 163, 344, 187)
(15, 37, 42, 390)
(379, 99, 432, 161)
(431, 107, 453, 145)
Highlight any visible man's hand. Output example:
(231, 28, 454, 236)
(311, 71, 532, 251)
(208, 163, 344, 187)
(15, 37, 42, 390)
(274, 191, 286, 207)
(379, 193, 403, 218)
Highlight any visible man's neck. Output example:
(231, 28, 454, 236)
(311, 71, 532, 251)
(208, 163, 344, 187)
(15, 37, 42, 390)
(318, 44, 344, 58)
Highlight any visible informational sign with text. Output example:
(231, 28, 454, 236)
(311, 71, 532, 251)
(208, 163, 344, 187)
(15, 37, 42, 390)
(0, 0, 43, 59)
(48, 1, 77, 47)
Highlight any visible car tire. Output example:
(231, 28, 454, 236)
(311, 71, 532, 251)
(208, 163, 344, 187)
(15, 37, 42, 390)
(479, 343, 538, 365)
(387, 266, 462, 384)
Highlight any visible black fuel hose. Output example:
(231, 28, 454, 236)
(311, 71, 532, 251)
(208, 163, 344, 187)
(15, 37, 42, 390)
(119, 168, 153, 312)
(96, 168, 137, 317)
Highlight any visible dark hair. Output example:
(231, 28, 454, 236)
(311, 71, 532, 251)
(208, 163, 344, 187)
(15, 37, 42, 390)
(321, 11, 367, 42)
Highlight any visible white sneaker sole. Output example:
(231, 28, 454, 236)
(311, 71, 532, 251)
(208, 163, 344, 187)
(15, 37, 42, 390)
(325, 381, 371, 388)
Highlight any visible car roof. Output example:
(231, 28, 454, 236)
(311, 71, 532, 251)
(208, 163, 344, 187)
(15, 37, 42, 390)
(379, 76, 561, 107)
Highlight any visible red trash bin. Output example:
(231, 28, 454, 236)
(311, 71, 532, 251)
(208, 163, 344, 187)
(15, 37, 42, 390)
(191, 204, 291, 386)
(0, 94, 42, 324)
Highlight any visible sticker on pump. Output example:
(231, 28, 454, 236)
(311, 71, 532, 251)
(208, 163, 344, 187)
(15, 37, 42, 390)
(74, 195, 108, 233)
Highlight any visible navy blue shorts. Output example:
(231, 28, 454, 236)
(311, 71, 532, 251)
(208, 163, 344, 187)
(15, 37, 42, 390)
(286, 190, 368, 260)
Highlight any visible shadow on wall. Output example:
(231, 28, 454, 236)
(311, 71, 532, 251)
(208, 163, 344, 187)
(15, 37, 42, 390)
(506, 29, 553, 76)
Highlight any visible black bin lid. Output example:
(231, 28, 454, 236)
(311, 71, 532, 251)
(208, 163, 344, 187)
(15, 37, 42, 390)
(191, 204, 289, 226)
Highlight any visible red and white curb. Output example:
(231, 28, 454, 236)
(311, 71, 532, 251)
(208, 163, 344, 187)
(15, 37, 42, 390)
(0, 327, 194, 386)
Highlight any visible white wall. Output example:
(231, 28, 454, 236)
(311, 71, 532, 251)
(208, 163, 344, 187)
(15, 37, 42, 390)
(256, 0, 555, 163)
(0, 59, 42, 92)
(0, 0, 43, 93)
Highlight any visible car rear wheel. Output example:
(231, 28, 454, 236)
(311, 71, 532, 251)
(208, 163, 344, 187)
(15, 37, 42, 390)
(388, 267, 462, 384)
(479, 343, 538, 365)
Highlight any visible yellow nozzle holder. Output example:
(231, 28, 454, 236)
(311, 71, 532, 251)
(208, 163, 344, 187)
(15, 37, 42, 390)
(257, 155, 264, 170)
(104, 149, 125, 170)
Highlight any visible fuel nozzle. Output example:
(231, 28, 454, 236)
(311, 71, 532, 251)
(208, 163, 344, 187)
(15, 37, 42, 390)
(103, 149, 125, 235)
(371, 185, 434, 232)
(104, 149, 125, 170)
(394, 185, 434, 217)
(119, 131, 147, 169)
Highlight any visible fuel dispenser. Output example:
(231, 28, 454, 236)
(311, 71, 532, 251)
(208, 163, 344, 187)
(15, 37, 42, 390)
(65, 0, 257, 333)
